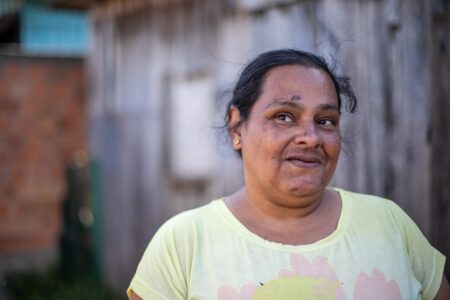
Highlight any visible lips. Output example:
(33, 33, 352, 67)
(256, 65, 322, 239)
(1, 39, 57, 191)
(284, 153, 323, 168)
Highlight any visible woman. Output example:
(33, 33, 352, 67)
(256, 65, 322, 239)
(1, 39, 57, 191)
(128, 49, 449, 299)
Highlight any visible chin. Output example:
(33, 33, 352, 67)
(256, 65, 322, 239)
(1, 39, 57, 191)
(283, 181, 326, 197)
(288, 185, 326, 197)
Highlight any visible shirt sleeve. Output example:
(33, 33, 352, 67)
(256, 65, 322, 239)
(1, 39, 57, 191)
(387, 201, 446, 300)
(127, 216, 193, 300)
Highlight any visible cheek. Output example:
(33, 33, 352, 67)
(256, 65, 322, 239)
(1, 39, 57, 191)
(261, 128, 291, 155)
(244, 123, 286, 152)
(324, 133, 341, 159)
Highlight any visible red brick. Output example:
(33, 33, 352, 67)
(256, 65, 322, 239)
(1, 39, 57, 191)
(0, 57, 86, 257)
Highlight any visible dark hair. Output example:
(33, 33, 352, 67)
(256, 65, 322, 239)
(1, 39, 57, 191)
(225, 49, 358, 127)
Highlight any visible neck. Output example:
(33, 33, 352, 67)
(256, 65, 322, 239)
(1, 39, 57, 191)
(225, 187, 341, 245)
(230, 187, 328, 221)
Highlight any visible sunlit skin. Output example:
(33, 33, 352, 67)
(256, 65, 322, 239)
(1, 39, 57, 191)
(233, 65, 340, 206)
(223, 65, 342, 246)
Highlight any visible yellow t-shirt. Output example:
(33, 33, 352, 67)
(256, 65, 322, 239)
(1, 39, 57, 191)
(128, 189, 445, 299)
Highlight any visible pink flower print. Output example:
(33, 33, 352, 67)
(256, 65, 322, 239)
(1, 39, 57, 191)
(354, 268, 401, 300)
(278, 254, 346, 300)
(218, 284, 257, 300)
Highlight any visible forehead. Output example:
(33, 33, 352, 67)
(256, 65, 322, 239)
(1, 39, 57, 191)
(261, 65, 337, 101)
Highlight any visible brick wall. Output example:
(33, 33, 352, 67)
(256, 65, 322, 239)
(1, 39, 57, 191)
(0, 54, 87, 274)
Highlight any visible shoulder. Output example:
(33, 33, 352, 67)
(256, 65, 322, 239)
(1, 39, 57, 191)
(129, 201, 223, 299)
(163, 199, 221, 227)
(336, 189, 446, 299)
(138, 199, 223, 271)
(337, 188, 400, 215)
(336, 188, 431, 243)
(336, 188, 417, 234)
(152, 199, 222, 242)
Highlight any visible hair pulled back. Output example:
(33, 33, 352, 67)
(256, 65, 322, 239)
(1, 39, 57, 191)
(225, 49, 358, 127)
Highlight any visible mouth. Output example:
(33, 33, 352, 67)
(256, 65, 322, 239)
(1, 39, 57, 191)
(284, 153, 322, 168)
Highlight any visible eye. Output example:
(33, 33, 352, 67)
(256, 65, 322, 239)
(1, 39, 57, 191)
(318, 118, 337, 127)
(274, 113, 295, 123)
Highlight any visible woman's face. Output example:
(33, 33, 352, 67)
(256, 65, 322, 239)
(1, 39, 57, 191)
(231, 65, 341, 205)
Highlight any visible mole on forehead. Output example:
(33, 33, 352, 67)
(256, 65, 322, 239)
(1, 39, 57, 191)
(290, 95, 302, 101)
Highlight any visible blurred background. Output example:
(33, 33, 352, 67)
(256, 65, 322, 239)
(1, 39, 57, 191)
(0, 0, 448, 299)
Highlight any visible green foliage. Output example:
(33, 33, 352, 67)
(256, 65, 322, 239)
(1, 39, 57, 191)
(6, 267, 122, 300)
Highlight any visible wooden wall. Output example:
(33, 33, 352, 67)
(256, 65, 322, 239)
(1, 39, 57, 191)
(89, 0, 450, 292)
(428, 0, 450, 278)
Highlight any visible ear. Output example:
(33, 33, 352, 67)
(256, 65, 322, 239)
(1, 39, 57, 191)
(228, 106, 243, 150)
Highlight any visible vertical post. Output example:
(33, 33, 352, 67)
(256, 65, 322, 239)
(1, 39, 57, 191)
(427, 0, 450, 277)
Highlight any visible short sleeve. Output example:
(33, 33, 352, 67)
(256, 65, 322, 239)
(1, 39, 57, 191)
(127, 217, 192, 300)
(387, 201, 446, 300)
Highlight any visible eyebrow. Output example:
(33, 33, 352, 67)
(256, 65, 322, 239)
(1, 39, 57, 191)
(264, 100, 339, 112)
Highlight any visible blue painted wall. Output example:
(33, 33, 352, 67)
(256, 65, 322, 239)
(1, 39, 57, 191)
(21, 3, 89, 55)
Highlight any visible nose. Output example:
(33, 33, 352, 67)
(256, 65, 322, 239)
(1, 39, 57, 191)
(293, 122, 321, 147)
